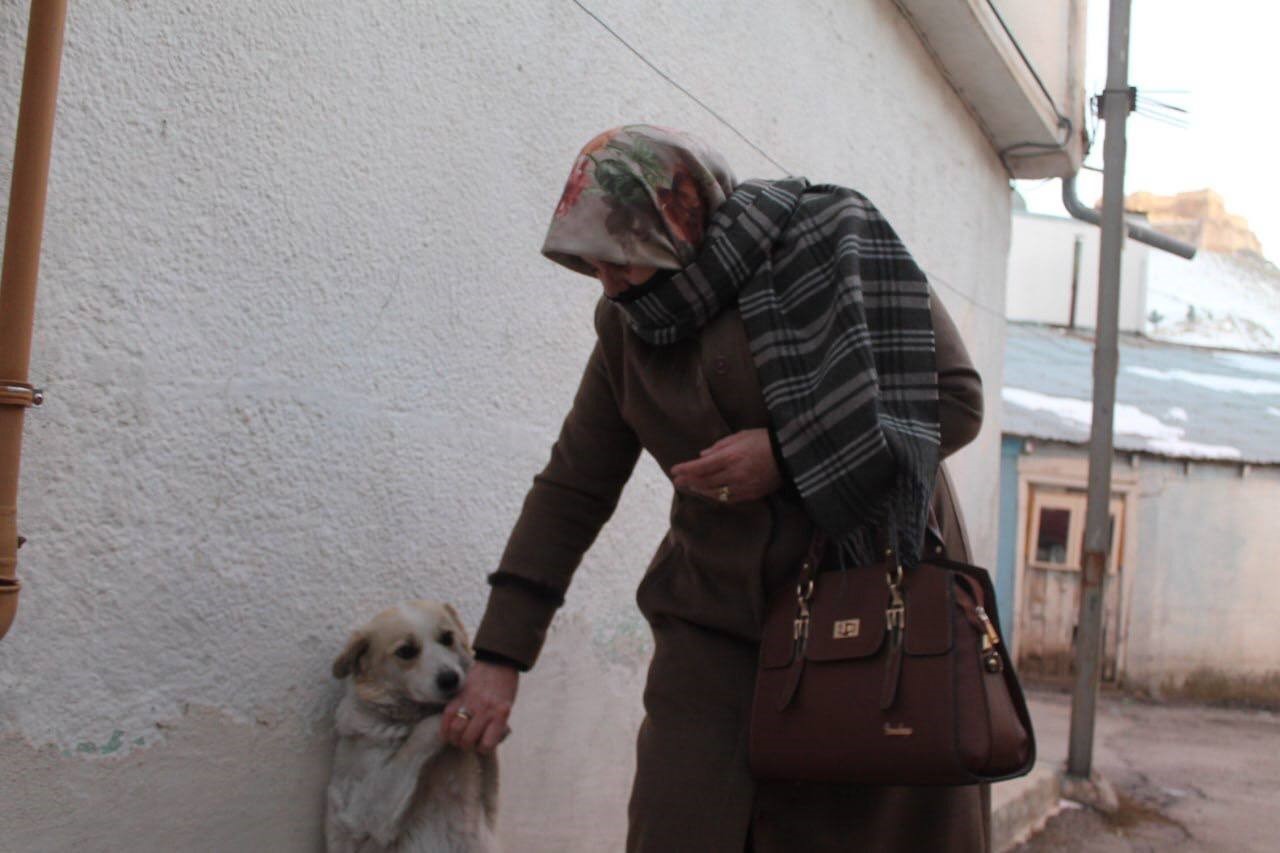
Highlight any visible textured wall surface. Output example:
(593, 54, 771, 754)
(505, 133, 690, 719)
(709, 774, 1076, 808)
(1125, 458, 1280, 687)
(0, 1, 1010, 849)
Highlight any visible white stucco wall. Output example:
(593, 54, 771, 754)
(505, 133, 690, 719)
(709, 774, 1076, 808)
(1006, 211, 1150, 332)
(0, 2, 1012, 850)
(1122, 458, 1280, 689)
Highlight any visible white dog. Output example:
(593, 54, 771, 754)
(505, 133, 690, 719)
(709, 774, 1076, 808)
(326, 600, 499, 852)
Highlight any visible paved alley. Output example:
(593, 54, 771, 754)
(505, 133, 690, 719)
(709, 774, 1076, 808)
(1014, 688, 1280, 851)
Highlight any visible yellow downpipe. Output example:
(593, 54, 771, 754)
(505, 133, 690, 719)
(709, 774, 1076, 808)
(0, 0, 69, 641)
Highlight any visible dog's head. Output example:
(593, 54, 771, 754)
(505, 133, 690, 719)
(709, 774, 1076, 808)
(332, 600, 473, 717)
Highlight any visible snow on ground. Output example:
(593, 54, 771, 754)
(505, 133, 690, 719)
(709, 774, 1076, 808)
(1145, 250, 1280, 352)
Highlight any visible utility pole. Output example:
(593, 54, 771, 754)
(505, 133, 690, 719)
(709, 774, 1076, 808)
(1067, 0, 1131, 778)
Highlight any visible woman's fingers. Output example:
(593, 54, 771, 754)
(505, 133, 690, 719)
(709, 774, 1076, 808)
(441, 661, 519, 751)
(442, 695, 468, 743)
(442, 686, 487, 747)
(671, 445, 739, 490)
(461, 711, 494, 750)
(477, 719, 510, 755)
(671, 429, 783, 502)
(698, 433, 736, 456)
(671, 449, 732, 481)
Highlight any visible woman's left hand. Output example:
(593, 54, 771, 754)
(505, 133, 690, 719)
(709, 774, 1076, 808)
(670, 428, 783, 504)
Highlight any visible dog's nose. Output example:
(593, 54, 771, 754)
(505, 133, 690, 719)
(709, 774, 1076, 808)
(436, 669, 461, 692)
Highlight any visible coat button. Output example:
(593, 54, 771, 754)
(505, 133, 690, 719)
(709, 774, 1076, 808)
(712, 356, 729, 375)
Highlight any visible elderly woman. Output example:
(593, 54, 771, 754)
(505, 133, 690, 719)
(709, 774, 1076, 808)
(443, 125, 987, 851)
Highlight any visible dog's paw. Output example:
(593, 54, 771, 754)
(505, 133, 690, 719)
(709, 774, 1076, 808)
(404, 714, 447, 754)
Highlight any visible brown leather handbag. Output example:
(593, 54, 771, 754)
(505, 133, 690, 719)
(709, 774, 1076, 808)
(748, 533, 1036, 785)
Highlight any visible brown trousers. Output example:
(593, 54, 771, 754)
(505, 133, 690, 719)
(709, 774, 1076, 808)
(627, 617, 990, 852)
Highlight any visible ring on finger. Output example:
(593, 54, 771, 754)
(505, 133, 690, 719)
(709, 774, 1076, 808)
(716, 484, 731, 503)
(455, 707, 474, 722)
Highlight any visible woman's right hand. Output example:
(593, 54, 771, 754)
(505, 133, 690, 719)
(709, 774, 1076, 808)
(442, 660, 519, 755)
(670, 428, 783, 503)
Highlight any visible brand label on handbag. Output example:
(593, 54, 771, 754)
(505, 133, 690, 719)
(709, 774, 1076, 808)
(884, 722, 914, 737)
(832, 618, 861, 639)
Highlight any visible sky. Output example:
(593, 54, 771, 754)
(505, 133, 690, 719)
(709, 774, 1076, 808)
(1014, 0, 1280, 262)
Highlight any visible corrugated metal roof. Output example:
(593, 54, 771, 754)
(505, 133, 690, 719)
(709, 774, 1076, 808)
(1002, 323, 1280, 464)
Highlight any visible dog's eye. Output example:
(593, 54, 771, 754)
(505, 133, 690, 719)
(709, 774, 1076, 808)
(394, 643, 420, 661)
(438, 630, 454, 648)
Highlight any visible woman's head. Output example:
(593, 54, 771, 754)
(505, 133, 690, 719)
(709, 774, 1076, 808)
(541, 125, 735, 292)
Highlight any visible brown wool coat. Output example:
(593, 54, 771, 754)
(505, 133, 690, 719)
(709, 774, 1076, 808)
(474, 291, 987, 852)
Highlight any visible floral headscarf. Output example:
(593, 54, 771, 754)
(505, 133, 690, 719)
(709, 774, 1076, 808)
(541, 125, 737, 276)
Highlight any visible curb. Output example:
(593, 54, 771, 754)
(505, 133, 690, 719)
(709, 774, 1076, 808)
(992, 763, 1063, 852)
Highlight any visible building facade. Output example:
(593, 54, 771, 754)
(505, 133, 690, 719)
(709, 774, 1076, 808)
(0, 2, 1084, 849)
(1000, 216, 1280, 697)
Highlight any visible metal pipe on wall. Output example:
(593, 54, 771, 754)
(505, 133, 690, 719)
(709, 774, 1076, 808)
(1062, 173, 1196, 260)
(0, 0, 70, 641)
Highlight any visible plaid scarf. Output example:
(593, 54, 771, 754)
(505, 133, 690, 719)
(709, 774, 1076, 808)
(617, 177, 941, 567)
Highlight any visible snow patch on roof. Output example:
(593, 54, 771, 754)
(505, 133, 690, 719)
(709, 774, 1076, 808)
(1214, 351, 1280, 376)
(1002, 386, 1243, 461)
(1145, 437, 1242, 460)
(1003, 324, 1279, 463)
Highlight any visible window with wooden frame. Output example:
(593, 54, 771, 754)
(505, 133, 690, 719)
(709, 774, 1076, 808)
(1026, 488, 1123, 574)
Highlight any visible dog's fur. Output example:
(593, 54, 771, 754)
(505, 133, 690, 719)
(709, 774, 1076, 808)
(326, 600, 499, 852)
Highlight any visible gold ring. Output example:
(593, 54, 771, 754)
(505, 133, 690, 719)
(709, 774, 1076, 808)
(717, 485, 731, 503)
(455, 708, 474, 722)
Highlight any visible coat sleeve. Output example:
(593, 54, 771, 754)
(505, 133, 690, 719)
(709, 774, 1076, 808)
(931, 288, 984, 459)
(471, 329, 642, 671)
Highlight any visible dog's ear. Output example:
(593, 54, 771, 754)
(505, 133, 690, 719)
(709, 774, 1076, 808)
(332, 631, 370, 679)
(443, 603, 473, 655)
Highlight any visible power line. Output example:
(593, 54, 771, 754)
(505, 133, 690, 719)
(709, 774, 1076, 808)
(570, 0, 791, 174)
(925, 268, 1008, 321)
(985, 0, 1070, 126)
(572, 0, 1008, 323)
(985, 0, 1074, 172)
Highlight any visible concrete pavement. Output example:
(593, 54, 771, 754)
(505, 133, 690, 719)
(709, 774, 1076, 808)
(995, 687, 1280, 852)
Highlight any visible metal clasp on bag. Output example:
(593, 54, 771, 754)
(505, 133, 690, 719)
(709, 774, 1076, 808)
(885, 554, 905, 635)
(791, 536, 825, 655)
(975, 605, 1004, 673)
(793, 576, 815, 644)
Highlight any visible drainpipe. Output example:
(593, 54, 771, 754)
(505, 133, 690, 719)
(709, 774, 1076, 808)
(1062, 173, 1196, 260)
(0, 0, 69, 641)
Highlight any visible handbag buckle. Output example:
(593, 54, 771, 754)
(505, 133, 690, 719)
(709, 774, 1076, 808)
(793, 579, 815, 642)
(885, 563, 906, 634)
